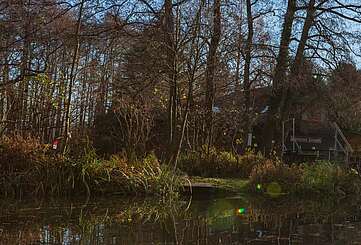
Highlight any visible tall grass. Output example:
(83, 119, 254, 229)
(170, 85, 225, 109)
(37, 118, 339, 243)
(178, 147, 264, 178)
(299, 161, 361, 195)
(249, 160, 302, 194)
(249, 160, 361, 196)
(0, 135, 183, 198)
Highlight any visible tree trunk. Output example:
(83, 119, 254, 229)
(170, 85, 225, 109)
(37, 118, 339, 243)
(64, 0, 85, 147)
(205, 0, 221, 152)
(263, 0, 297, 154)
(168, 1, 202, 167)
(162, 0, 176, 147)
(243, 0, 254, 150)
(283, 0, 316, 118)
(292, 0, 316, 74)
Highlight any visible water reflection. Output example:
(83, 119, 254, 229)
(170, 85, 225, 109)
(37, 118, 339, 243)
(1, 195, 361, 244)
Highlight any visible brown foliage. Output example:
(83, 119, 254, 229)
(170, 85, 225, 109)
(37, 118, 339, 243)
(249, 160, 302, 193)
(178, 148, 265, 178)
(0, 135, 181, 198)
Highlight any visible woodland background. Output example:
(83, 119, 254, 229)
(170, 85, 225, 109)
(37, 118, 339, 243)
(0, 0, 361, 164)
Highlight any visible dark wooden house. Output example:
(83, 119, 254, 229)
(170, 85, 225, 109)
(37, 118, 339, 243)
(216, 86, 361, 166)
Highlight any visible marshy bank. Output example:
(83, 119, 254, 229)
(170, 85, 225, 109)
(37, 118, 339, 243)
(1, 136, 361, 200)
(0, 136, 183, 199)
(3, 135, 361, 244)
(179, 148, 361, 198)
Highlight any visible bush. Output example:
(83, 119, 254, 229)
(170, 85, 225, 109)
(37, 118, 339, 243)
(249, 160, 302, 195)
(238, 150, 265, 177)
(249, 160, 361, 197)
(299, 161, 361, 195)
(337, 169, 361, 195)
(178, 147, 265, 178)
(299, 161, 340, 193)
(0, 135, 51, 171)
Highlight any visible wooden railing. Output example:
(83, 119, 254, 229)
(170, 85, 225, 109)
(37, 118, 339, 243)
(333, 122, 353, 153)
(332, 122, 354, 164)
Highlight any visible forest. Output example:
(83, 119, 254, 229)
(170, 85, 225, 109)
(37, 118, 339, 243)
(0, 0, 361, 199)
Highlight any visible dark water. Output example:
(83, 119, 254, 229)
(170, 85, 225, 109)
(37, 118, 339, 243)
(1, 194, 361, 245)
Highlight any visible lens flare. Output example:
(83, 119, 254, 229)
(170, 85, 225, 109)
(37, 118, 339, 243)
(266, 182, 282, 197)
(237, 208, 246, 214)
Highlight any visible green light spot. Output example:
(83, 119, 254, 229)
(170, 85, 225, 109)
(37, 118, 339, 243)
(238, 208, 246, 214)
(256, 184, 261, 190)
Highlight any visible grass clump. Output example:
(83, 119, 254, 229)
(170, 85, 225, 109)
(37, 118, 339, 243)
(248, 160, 361, 197)
(99, 154, 183, 197)
(189, 176, 249, 193)
(178, 147, 264, 178)
(299, 161, 361, 195)
(249, 159, 302, 195)
(0, 135, 182, 199)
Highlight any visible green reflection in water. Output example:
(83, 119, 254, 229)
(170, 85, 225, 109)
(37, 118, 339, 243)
(237, 207, 246, 215)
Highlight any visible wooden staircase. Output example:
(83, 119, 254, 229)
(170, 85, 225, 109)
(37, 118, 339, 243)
(282, 120, 357, 165)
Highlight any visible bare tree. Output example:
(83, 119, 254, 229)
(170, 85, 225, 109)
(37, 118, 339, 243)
(205, 0, 222, 152)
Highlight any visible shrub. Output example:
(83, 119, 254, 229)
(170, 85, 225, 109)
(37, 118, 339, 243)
(0, 135, 51, 171)
(299, 161, 361, 195)
(299, 161, 339, 193)
(249, 160, 302, 195)
(249, 160, 361, 197)
(178, 148, 265, 178)
(238, 150, 265, 177)
(337, 169, 361, 195)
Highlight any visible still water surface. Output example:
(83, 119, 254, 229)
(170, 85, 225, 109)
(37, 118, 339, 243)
(1, 195, 361, 244)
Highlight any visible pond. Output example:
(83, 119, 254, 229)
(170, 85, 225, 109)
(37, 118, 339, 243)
(1, 194, 361, 244)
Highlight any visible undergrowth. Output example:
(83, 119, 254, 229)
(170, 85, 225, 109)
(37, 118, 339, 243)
(0, 135, 182, 199)
(249, 160, 361, 196)
(178, 147, 264, 178)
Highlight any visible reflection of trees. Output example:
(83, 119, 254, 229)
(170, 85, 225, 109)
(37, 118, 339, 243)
(245, 196, 361, 244)
(0, 197, 188, 244)
(1, 196, 361, 244)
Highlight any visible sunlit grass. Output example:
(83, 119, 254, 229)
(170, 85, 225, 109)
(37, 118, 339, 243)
(189, 176, 249, 193)
(0, 135, 184, 199)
